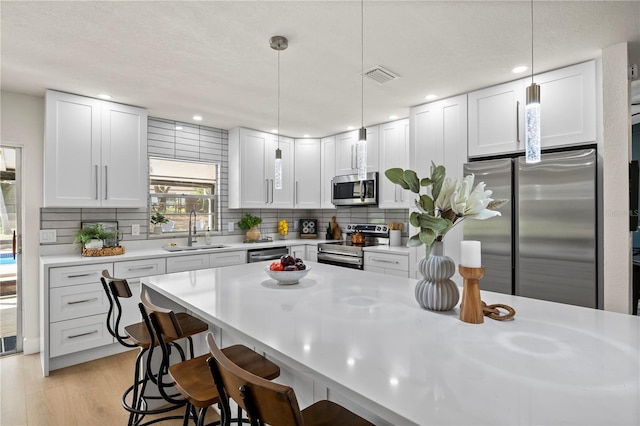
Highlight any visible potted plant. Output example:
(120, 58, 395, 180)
(150, 211, 169, 234)
(237, 214, 262, 242)
(74, 224, 117, 250)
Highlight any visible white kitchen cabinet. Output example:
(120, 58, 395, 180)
(210, 250, 246, 267)
(334, 126, 379, 176)
(289, 245, 306, 261)
(536, 60, 597, 149)
(166, 253, 211, 273)
(364, 252, 409, 278)
(378, 119, 410, 208)
(294, 138, 321, 209)
(305, 245, 318, 263)
(410, 94, 467, 278)
(228, 127, 294, 209)
(468, 80, 525, 158)
(320, 136, 336, 209)
(44, 90, 148, 207)
(114, 258, 166, 328)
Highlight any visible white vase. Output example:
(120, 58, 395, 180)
(414, 241, 460, 311)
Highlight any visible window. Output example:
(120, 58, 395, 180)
(149, 158, 219, 234)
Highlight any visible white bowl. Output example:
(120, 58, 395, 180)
(264, 266, 311, 285)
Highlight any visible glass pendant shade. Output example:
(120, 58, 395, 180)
(274, 148, 283, 189)
(525, 82, 541, 163)
(357, 127, 367, 180)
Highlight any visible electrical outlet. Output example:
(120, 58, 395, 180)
(40, 229, 57, 243)
(228, 222, 234, 232)
(131, 224, 140, 236)
(293, 220, 298, 230)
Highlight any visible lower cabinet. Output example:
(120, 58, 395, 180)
(210, 250, 246, 267)
(363, 252, 409, 278)
(289, 245, 306, 260)
(166, 253, 211, 273)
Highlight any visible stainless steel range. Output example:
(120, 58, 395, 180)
(317, 223, 389, 270)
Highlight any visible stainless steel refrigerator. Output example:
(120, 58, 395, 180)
(463, 148, 597, 308)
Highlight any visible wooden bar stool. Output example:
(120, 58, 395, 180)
(141, 290, 280, 426)
(101, 270, 203, 426)
(205, 333, 374, 426)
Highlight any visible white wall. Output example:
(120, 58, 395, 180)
(1, 90, 44, 353)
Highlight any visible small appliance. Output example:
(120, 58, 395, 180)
(331, 172, 378, 207)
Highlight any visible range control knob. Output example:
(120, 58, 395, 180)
(376, 226, 381, 231)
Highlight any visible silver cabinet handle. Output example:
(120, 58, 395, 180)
(270, 179, 274, 203)
(68, 330, 99, 339)
(265, 179, 269, 204)
(104, 165, 108, 200)
(371, 258, 400, 264)
(127, 265, 155, 272)
(351, 145, 355, 170)
(516, 101, 520, 143)
(67, 273, 95, 279)
(295, 181, 299, 205)
(94, 165, 99, 199)
(67, 298, 98, 305)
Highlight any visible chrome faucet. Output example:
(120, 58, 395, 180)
(188, 210, 197, 246)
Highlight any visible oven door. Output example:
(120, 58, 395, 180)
(332, 172, 378, 206)
(317, 252, 363, 270)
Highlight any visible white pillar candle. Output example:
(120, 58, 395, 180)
(460, 240, 482, 268)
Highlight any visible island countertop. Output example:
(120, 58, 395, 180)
(141, 261, 640, 426)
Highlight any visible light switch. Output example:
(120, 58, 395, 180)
(132, 224, 140, 236)
(40, 229, 57, 243)
(228, 222, 234, 232)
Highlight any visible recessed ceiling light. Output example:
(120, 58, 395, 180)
(512, 65, 528, 74)
(425, 94, 438, 101)
(303, 134, 310, 138)
(271, 129, 278, 134)
(347, 126, 355, 130)
(388, 115, 398, 120)
(97, 93, 112, 99)
(192, 115, 203, 121)
(175, 126, 183, 130)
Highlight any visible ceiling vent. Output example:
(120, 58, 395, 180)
(362, 66, 399, 84)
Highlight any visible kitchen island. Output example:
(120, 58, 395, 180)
(141, 261, 640, 426)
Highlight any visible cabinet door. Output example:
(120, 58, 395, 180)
(166, 254, 211, 273)
(101, 102, 148, 207)
(365, 125, 379, 172)
(238, 129, 268, 208)
(378, 119, 410, 208)
(468, 80, 525, 157)
(44, 90, 102, 207)
(305, 246, 318, 263)
(294, 139, 321, 209)
(289, 245, 306, 261)
(267, 135, 294, 208)
(210, 250, 246, 267)
(320, 136, 336, 209)
(536, 60, 597, 148)
(335, 130, 358, 176)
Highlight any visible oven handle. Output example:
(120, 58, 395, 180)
(317, 248, 361, 258)
(317, 252, 363, 265)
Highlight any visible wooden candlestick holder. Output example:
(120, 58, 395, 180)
(459, 265, 485, 324)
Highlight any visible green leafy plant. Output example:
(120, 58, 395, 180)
(74, 224, 117, 245)
(385, 163, 507, 257)
(150, 211, 169, 225)
(237, 214, 262, 231)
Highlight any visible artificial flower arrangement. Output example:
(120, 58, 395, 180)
(385, 163, 507, 257)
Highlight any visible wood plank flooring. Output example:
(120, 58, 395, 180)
(0, 350, 221, 426)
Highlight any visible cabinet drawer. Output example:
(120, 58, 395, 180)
(210, 251, 246, 268)
(364, 252, 408, 272)
(114, 258, 166, 278)
(50, 315, 113, 357)
(50, 283, 109, 323)
(49, 263, 113, 289)
(166, 254, 210, 273)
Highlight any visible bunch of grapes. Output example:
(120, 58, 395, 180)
(278, 219, 288, 236)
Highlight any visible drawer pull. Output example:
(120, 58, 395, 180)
(372, 258, 400, 264)
(68, 330, 99, 339)
(127, 266, 155, 271)
(67, 273, 95, 279)
(67, 298, 98, 305)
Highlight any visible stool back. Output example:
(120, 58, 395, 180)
(206, 333, 304, 426)
(101, 270, 136, 347)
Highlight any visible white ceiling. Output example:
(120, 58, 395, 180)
(2, 1, 639, 137)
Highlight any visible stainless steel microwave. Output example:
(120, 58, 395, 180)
(331, 172, 378, 206)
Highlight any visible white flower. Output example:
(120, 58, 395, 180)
(435, 177, 458, 212)
(453, 174, 501, 220)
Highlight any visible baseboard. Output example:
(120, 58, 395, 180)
(23, 336, 40, 355)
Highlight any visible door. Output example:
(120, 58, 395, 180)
(0, 147, 22, 355)
(320, 136, 336, 209)
(378, 119, 409, 208)
(463, 158, 513, 295)
(240, 130, 268, 208)
(294, 138, 320, 209)
(516, 149, 597, 308)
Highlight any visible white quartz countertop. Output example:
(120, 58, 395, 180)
(141, 261, 640, 426)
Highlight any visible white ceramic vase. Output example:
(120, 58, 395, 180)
(415, 241, 460, 311)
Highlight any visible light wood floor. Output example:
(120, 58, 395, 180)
(0, 350, 221, 426)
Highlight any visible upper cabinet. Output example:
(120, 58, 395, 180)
(228, 127, 294, 209)
(334, 126, 379, 176)
(294, 138, 321, 209)
(468, 60, 597, 158)
(44, 90, 148, 207)
(320, 136, 336, 209)
(378, 119, 410, 208)
(468, 80, 525, 158)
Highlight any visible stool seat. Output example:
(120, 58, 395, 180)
(301, 400, 373, 426)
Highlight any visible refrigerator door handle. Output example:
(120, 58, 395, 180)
(516, 101, 520, 144)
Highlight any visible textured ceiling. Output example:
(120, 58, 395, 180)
(2, 1, 639, 137)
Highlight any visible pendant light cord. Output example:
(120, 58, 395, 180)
(277, 48, 280, 149)
(530, 0, 534, 84)
(361, 0, 364, 128)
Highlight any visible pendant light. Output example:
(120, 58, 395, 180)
(270, 35, 288, 189)
(525, 0, 541, 163)
(356, 0, 367, 181)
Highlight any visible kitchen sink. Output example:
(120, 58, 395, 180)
(162, 244, 229, 252)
